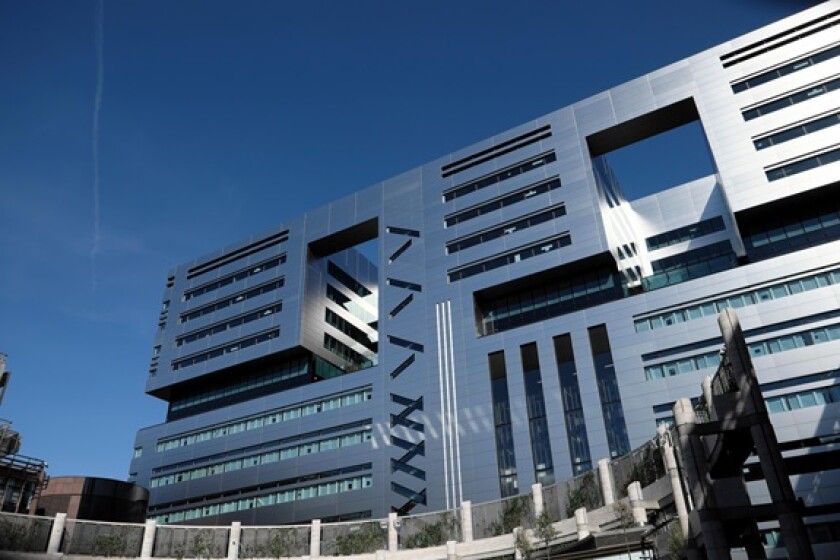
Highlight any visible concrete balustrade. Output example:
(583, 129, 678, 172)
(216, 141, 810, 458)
(0, 443, 671, 560)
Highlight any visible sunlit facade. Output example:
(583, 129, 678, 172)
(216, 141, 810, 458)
(131, 2, 840, 538)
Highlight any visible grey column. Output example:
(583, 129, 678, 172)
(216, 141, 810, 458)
(719, 309, 815, 560)
(658, 425, 689, 537)
(674, 398, 729, 559)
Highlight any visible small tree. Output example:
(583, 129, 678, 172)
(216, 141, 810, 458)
(667, 525, 687, 560)
(514, 528, 533, 560)
(613, 500, 634, 558)
(534, 509, 557, 559)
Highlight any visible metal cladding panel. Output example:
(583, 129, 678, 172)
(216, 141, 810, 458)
(133, 1, 840, 526)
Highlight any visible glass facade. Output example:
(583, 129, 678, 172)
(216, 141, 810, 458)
(552, 334, 592, 474)
(588, 326, 629, 458)
(520, 343, 554, 485)
(489, 351, 518, 497)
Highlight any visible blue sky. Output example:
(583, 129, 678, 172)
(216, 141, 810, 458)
(0, 0, 814, 480)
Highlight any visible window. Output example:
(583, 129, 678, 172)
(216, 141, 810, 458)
(156, 388, 373, 453)
(444, 177, 562, 227)
(742, 75, 840, 121)
(446, 205, 566, 254)
(448, 233, 571, 282)
(766, 145, 840, 181)
(180, 278, 285, 323)
(442, 152, 557, 202)
(733, 44, 840, 93)
(172, 328, 280, 371)
(646, 216, 726, 250)
(183, 255, 286, 301)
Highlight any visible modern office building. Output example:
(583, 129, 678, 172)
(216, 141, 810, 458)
(130, 1, 840, 542)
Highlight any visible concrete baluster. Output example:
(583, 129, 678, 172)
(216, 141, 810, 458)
(310, 519, 321, 558)
(227, 521, 241, 560)
(531, 483, 544, 517)
(460, 500, 473, 542)
(597, 458, 614, 505)
(140, 519, 156, 559)
(574, 508, 589, 540)
(46, 512, 66, 555)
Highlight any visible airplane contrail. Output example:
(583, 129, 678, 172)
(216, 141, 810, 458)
(91, 0, 104, 291)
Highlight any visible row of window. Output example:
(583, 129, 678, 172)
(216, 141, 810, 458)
(326, 284, 377, 324)
(650, 241, 731, 273)
(732, 43, 840, 93)
(634, 265, 840, 332)
(744, 202, 840, 252)
(766, 144, 840, 181)
(151, 474, 373, 524)
(724, 7, 840, 68)
(748, 321, 840, 357)
(323, 333, 377, 371)
(448, 233, 571, 282)
(645, 320, 840, 380)
(153, 419, 371, 475)
(441, 125, 551, 177)
(183, 256, 285, 301)
(156, 388, 372, 452)
(742, 75, 840, 121)
(642, 242, 736, 292)
(169, 356, 309, 413)
(766, 384, 840, 413)
(442, 152, 557, 202)
(180, 279, 284, 323)
(480, 268, 623, 336)
(186, 230, 288, 280)
(151, 430, 372, 488)
(328, 262, 372, 298)
(755, 110, 840, 150)
(645, 351, 722, 380)
(444, 177, 562, 228)
(446, 205, 566, 255)
(645, 217, 725, 251)
(171, 329, 279, 371)
(176, 303, 282, 347)
(325, 309, 378, 353)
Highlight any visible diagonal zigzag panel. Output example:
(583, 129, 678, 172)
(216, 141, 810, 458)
(386, 225, 426, 515)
